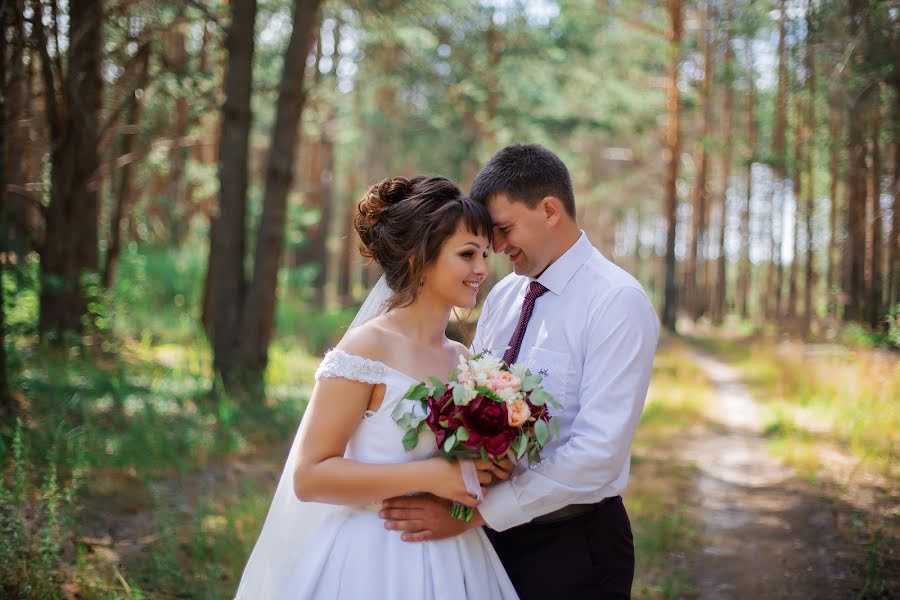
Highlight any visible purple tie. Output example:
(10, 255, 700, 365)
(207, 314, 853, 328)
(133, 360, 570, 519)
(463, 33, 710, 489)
(503, 281, 549, 365)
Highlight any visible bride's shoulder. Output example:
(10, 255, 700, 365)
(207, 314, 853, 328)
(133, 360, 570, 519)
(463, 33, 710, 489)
(332, 318, 395, 363)
(445, 339, 472, 361)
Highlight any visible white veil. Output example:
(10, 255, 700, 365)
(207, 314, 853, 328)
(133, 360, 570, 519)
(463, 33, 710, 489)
(234, 275, 393, 598)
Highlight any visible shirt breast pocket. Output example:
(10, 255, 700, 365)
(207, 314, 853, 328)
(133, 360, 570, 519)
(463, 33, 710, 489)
(524, 347, 570, 407)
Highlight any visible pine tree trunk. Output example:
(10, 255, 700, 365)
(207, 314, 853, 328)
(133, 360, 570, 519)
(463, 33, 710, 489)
(827, 101, 842, 318)
(1, 1, 13, 417)
(235, 0, 323, 391)
(38, 0, 103, 342)
(713, 5, 734, 325)
(868, 86, 883, 328)
(738, 43, 756, 320)
(103, 44, 150, 289)
(662, 0, 682, 331)
(844, 88, 870, 322)
(788, 94, 802, 319)
(769, 0, 789, 322)
(212, 0, 256, 384)
(685, 0, 713, 321)
(889, 89, 900, 315)
(803, 8, 816, 333)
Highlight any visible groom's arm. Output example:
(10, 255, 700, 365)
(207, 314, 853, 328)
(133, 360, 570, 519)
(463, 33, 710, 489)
(477, 286, 659, 532)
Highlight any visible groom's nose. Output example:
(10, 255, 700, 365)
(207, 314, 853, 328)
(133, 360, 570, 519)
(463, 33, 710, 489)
(492, 231, 507, 253)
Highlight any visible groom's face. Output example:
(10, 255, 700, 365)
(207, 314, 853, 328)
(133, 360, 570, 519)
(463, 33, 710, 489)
(486, 193, 555, 278)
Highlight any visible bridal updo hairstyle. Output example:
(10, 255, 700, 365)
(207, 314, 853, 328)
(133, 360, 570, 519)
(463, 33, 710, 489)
(355, 176, 493, 311)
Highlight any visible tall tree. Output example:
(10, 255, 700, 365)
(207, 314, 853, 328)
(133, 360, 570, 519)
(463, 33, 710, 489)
(768, 0, 789, 321)
(868, 85, 883, 328)
(212, 0, 324, 396)
(102, 43, 151, 289)
(738, 40, 756, 319)
(1, 0, 13, 417)
(788, 93, 803, 319)
(662, 0, 682, 330)
(802, 3, 816, 332)
(36, 0, 104, 341)
(686, 0, 715, 321)
(826, 93, 843, 318)
(713, 0, 735, 325)
(211, 0, 257, 387)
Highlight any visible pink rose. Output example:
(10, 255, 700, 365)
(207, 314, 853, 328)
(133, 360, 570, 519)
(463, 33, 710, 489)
(490, 372, 521, 392)
(457, 371, 476, 387)
(507, 399, 531, 427)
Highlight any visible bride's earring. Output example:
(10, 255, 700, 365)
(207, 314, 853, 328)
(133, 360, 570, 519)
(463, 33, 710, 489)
(419, 278, 425, 288)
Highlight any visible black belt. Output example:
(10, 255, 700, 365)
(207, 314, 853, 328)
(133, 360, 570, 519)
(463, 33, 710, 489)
(530, 496, 618, 525)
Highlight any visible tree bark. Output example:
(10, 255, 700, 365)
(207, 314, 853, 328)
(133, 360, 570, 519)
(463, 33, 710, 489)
(233, 0, 323, 392)
(788, 93, 803, 319)
(661, 0, 682, 331)
(211, 0, 256, 382)
(738, 42, 756, 320)
(827, 99, 842, 318)
(38, 0, 103, 342)
(102, 43, 150, 289)
(168, 26, 190, 247)
(685, 0, 714, 321)
(1, 0, 13, 417)
(889, 89, 900, 316)
(713, 4, 734, 325)
(803, 6, 816, 333)
(868, 85, 883, 328)
(844, 87, 871, 322)
(766, 0, 789, 322)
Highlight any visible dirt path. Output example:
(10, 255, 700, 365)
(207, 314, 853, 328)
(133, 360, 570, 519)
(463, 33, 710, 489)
(679, 352, 865, 599)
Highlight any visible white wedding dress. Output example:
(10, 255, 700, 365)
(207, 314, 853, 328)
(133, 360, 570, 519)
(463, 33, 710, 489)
(235, 349, 519, 600)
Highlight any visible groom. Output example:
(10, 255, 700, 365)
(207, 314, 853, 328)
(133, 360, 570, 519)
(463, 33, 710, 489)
(380, 144, 659, 599)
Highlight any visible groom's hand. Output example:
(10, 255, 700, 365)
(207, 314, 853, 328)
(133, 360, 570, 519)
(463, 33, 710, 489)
(379, 494, 485, 542)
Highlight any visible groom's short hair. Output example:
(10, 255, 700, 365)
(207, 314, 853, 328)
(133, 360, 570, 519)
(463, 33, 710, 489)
(470, 144, 575, 218)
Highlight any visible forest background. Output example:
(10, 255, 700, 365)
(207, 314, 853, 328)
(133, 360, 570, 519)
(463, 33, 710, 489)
(1, 0, 897, 597)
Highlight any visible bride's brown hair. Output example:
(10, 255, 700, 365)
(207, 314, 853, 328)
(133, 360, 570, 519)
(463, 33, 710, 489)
(355, 176, 493, 311)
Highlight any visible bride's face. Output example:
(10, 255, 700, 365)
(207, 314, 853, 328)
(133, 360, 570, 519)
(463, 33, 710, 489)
(422, 224, 490, 309)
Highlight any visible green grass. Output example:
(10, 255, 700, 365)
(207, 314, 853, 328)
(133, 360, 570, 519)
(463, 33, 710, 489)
(628, 339, 711, 598)
(684, 334, 899, 479)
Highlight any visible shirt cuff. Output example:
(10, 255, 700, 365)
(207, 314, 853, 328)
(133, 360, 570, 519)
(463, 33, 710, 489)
(478, 480, 531, 532)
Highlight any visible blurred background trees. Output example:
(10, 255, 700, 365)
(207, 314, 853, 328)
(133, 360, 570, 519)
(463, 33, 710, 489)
(1, 0, 897, 399)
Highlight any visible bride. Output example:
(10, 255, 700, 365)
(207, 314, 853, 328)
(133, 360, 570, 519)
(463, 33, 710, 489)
(235, 176, 519, 599)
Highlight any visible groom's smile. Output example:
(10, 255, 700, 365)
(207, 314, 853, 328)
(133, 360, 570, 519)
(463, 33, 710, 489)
(486, 193, 560, 278)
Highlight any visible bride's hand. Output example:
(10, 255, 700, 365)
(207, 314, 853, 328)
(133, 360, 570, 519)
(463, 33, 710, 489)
(424, 458, 486, 507)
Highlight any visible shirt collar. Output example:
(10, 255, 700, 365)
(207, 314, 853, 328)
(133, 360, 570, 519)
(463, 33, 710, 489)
(534, 231, 594, 295)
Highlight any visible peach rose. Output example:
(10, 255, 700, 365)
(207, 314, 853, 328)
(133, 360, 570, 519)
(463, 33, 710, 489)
(490, 372, 521, 392)
(507, 398, 531, 427)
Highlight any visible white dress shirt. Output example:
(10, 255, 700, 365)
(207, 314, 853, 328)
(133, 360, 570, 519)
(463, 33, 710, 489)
(472, 231, 659, 532)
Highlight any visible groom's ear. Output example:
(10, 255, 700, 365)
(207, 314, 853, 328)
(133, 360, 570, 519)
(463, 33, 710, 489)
(540, 196, 564, 227)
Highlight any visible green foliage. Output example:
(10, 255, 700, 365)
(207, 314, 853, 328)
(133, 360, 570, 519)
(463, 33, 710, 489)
(0, 420, 86, 599)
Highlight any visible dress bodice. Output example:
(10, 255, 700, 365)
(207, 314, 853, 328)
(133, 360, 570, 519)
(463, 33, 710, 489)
(315, 349, 438, 464)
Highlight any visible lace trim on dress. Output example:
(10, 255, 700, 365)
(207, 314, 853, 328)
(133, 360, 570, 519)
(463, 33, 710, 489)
(315, 349, 388, 385)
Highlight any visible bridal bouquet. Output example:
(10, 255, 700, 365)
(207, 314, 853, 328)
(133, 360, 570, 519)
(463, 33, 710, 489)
(392, 352, 561, 520)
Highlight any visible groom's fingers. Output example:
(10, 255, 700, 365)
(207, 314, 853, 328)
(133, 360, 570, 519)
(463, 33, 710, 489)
(381, 496, 428, 510)
(379, 507, 421, 521)
(401, 530, 433, 542)
(383, 518, 426, 533)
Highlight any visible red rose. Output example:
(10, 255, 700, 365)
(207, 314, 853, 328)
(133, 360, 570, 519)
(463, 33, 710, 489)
(425, 389, 464, 447)
(461, 396, 515, 456)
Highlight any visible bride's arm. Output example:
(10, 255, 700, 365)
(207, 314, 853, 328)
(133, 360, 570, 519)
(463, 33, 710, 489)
(292, 376, 482, 507)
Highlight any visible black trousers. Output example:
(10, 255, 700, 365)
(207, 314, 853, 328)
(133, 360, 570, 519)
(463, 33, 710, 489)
(486, 496, 634, 600)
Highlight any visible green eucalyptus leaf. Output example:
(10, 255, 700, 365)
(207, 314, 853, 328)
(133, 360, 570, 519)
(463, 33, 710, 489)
(535, 418, 550, 447)
(456, 426, 469, 442)
(404, 383, 429, 401)
(513, 433, 529, 459)
(428, 376, 447, 398)
(402, 428, 420, 451)
(529, 388, 552, 406)
(443, 433, 457, 453)
(521, 373, 542, 392)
